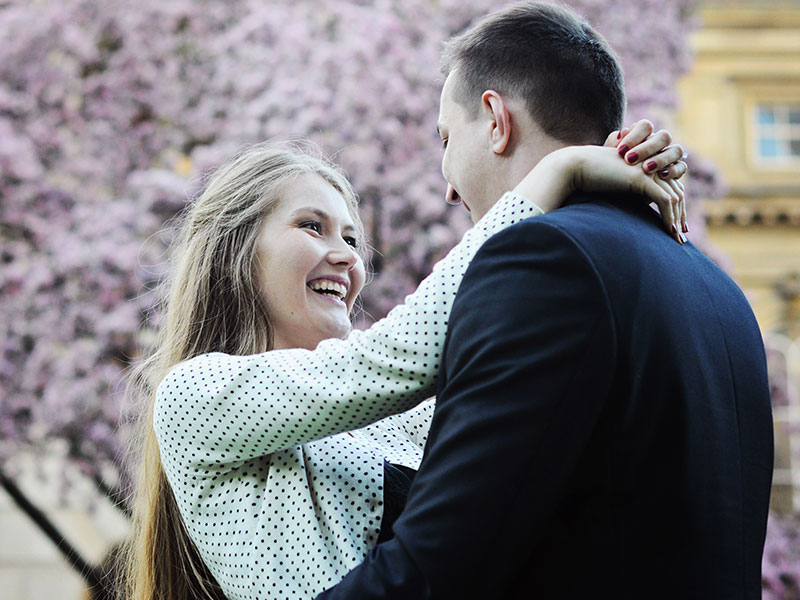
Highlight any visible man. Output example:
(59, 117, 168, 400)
(318, 2, 773, 599)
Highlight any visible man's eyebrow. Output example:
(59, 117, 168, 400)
(291, 206, 356, 232)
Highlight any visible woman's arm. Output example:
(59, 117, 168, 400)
(155, 192, 542, 471)
(389, 398, 436, 450)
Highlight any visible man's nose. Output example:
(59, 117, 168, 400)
(445, 183, 461, 205)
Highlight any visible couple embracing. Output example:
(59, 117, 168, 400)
(124, 3, 773, 600)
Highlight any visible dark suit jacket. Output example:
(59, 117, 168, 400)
(317, 193, 774, 600)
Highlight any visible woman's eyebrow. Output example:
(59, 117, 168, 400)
(291, 207, 328, 220)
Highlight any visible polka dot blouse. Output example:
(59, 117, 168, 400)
(154, 192, 542, 600)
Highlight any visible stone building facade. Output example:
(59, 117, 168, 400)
(676, 0, 800, 511)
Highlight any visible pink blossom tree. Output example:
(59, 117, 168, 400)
(762, 510, 800, 600)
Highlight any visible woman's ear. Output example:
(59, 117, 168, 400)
(482, 90, 512, 155)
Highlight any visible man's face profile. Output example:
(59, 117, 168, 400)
(437, 70, 497, 224)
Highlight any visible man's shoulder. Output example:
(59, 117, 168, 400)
(518, 192, 657, 234)
(479, 192, 734, 295)
(483, 192, 659, 257)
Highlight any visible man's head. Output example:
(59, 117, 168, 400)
(437, 1, 626, 221)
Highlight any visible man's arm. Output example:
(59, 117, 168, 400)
(317, 216, 617, 599)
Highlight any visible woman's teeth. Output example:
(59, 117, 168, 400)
(308, 279, 346, 299)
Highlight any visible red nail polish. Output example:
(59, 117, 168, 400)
(627, 152, 639, 164)
(616, 131, 621, 140)
(659, 169, 670, 178)
(682, 223, 689, 234)
(618, 145, 629, 157)
(646, 161, 657, 172)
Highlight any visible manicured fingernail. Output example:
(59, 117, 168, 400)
(680, 233, 687, 244)
(682, 222, 689, 234)
(659, 169, 670, 178)
(646, 161, 657, 172)
(671, 224, 677, 235)
(618, 145, 629, 157)
(626, 152, 639, 164)
(616, 131, 621, 140)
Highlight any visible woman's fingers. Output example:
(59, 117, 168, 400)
(621, 131, 675, 167)
(604, 127, 631, 147)
(655, 178, 678, 239)
(617, 120, 654, 158)
(658, 159, 688, 181)
(633, 140, 684, 174)
(672, 179, 688, 233)
(668, 179, 682, 237)
(649, 176, 686, 244)
(604, 130, 620, 147)
(614, 122, 689, 182)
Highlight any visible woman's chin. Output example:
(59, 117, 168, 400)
(328, 320, 353, 341)
(309, 321, 353, 349)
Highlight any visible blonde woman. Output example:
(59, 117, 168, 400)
(124, 133, 686, 600)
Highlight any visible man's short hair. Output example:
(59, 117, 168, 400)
(441, 1, 626, 145)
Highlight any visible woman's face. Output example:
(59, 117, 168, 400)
(257, 173, 366, 351)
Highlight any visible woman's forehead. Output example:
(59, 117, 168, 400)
(277, 173, 355, 224)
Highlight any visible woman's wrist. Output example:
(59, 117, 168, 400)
(511, 147, 582, 213)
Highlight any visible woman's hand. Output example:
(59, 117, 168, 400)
(607, 120, 688, 182)
(605, 120, 689, 236)
(512, 144, 686, 244)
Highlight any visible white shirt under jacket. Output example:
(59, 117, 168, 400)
(154, 192, 542, 600)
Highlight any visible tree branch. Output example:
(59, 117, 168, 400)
(0, 467, 102, 589)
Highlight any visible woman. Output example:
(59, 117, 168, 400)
(124, 131, 686, 600)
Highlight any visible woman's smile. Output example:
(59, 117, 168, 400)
(307, 276, 349, 305)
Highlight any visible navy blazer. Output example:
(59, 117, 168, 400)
(318, 193, 774, 600)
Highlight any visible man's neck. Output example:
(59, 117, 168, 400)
(502, 134, 568, 192)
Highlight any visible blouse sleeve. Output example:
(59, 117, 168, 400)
(391, 398, 435, 450)
(154, 193, 541, 470)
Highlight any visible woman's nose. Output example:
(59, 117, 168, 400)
(327, 238, 359, 270)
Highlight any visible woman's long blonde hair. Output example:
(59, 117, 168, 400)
(121, 144, 364, 600)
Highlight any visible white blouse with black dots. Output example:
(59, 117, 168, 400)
(154, 192, 542, 600)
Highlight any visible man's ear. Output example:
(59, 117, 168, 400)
(482, 90, 512, 155)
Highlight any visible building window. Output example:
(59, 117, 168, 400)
(756, 104, 800, 164)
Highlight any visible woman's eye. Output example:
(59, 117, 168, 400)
(344, 236, 358, 248)
(300, 221, 322, 233)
